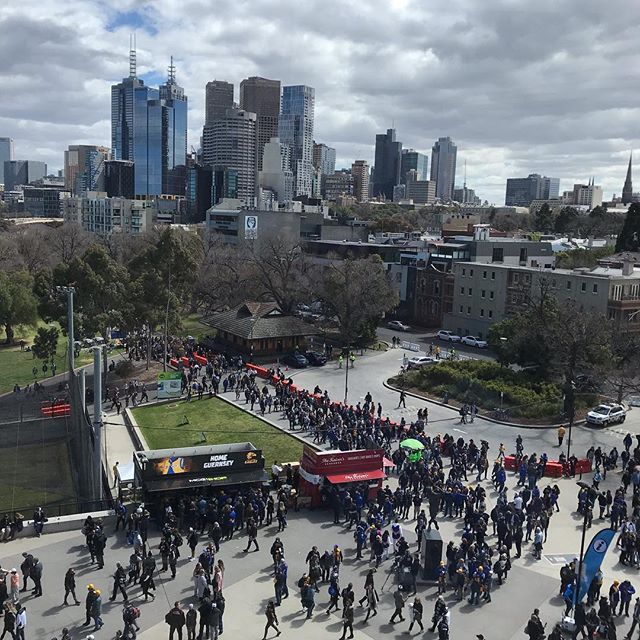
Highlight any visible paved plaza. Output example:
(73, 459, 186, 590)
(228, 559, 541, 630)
(3, 345, 640, 640)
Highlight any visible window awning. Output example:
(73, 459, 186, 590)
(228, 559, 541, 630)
(143, 469, 270, 492)
(325, 469, 386, 484)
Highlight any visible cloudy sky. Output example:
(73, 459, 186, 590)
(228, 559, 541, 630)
(1, 0, 638, 204)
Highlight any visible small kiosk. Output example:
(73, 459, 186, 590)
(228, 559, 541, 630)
(133, 442, 269, 500)
(298, 445, 387, 507)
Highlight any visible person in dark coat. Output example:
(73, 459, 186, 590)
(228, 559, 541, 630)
(30, 557, 43, 597)
(63, 568, 80, 605)
(165, 601, 186, 640)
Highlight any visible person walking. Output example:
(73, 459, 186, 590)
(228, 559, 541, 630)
(408, 596, 424, 633)
(390, 585, 406, 623)
(83, 584, 97, 626)
(244, 518, 259, 552)
(91, 589, 103, 631)
(19, 553, 33, 593)
(165, 601, 186, 640)
(626, 597, 640, 638)
(0, 602, 16, 640)
(14, 604, 26, 640)
(525, 608, 546, 639)
(397, 390, 406, 409)
(262, 601, 280, 640)
(63, 568, 80, 606)
(109, 563, 128, 601)
(185, 604, 197, 640)
(9, 569, 19, 604)
(339, 601, 354, 640)
(557, 425, 566, 447)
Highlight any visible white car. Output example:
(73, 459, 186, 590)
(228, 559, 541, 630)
(461, 335, 488, 348)
(436, 330, 461, 342)
(586, 404, 626, 426)
(407, 356, 437, 369)
(388, 320, 410, 332)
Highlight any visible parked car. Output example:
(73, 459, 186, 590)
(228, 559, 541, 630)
(461, 335, 488, 348)
(407, 356, 437, 369)
(387, 320, 410, 332)
(283, 352, 308, 368)
(586, 403, 626, 426)
(305, 351, 327, 366)
(436, 330, 461, 342)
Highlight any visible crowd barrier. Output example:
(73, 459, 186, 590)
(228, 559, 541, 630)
(503, 455, 591, 478)
(40, 402, 71, 417)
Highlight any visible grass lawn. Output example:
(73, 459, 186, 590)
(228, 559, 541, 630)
(0, 322, 93, 394)
(180, 313, 212, 342)
(0, 440, 76, 513)
(132, 397, 303, 467)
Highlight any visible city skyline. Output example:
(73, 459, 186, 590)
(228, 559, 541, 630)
(0, 0, 638, 203)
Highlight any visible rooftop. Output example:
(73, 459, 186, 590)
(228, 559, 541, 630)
(454, 261, 640, 279)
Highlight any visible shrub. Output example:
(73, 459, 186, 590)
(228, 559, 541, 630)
(114, 360, 135, 378)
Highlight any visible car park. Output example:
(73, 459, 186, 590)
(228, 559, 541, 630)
(461, 335, 488, 348)
(387, 320, 410, 331)
(586, 403, 626, 426)
(436, 330, 461, 342)
(304, 351, 327, 366)
(407, 356, 438, 369)
(283, 352, 309, 368)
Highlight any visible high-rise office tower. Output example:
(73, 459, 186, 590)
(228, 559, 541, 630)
(3, 160, 47, 191)
(240, 77, 280, 172)
(351, 160, 370, 203)
(111, 45, 188, 196)
(259, 137, 294, 204)
(105, 160, 135, 198)
(372, 129, 402, 200)
(401, 149, 428, 183)
(279, 85, 315, 197)
(205, 80, 235, 126)
(202, 109, 256, 204)
(64, 145, 110, 194)
(430, 137, 457, 201)
(313, 143, 336, 177)
(0, 138, 15, 184)
(131, 59, 188, 196)
(111, 38, 145, 162)
(505, 173, 559, 206)
(622, 153, 634, 205)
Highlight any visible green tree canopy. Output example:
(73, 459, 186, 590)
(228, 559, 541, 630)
(0, 271, 38, 344)
(615, 203, 640, 252)
(32, 326, 59, 363)
(534, 203, 555, 232)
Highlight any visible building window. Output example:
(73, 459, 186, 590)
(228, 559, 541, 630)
(483, 271, 487, 279)
(519, 247, 528, 264)
(470, 269, 474, 276)
(490, 291, 494, 299)
(566, 280, 572, 290)
(592, 284, 598, 294)
(581, 282, 586, 292)
(488, 310, 493, 318)
(491, 272, 496, 280)
(460, 287, 465, 295)
(630, 283, 640, 298)
(468, 288, 472, 296)
(480, 309, 484, 317)
(513, 273, 519, 283)
(612, 284, 622, 301)
(492, 248, 504, 262)
(462, 268, 466, 276)
(481, 290, 486, 298)
(524, 274, 531, 283)
(433, 280, 441, 295)
(467, 306, 471, 315)
(459, 305, 463, 313)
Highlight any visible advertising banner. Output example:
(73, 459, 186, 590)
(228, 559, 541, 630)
(576, 527, 616, 602)
(245, 215, 258, 240)
(144, 449, 264, 479)
(157, 372, 182, 399)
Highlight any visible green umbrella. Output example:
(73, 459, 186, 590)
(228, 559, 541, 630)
(400, 438, 425, 451)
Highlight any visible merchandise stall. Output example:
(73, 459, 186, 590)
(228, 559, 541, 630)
(298, 445, 387, 507)
(133, 442, 269, 508)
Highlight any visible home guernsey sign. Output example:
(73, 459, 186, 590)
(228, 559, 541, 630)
(145, 449, 264, 479)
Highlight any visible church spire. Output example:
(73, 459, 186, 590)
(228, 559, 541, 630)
(622, 152, 633, 204)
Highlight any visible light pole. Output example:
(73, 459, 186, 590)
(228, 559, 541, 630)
(566, 379, 576, 460)
(344, 346, 350, 405)
(56, 285, 75, 381)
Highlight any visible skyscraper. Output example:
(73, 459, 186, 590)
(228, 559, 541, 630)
(105, 160, 135, 199)
(401, 149, 428, 183)
(312, 143, 336, 177)
(351, 160, 370, 203)
(372, 129, 402, 201)
(202, 109, 256, 204)
(64, 145, 110, 194)
(3, 160, 47, 191)
(0, 138, 14, 184)
(240, 77, 280, 172)
(205, 80, 235, 126)
(111, 46, 188, 197)
(279, 85, 315, 197)
(622, 153, 634, 205)
(259, 137, 294, 204)
(430, 137, 457, 201)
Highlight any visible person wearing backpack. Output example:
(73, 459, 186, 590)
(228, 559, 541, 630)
(165, 601, 185, 640)
(124, 603, 141, 635)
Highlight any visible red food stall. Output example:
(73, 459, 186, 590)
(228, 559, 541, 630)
(298, 445, 387, 507)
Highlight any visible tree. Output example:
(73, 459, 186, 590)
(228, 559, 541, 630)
(615, 203, 640, 251)
(32, 326, 59, 364)
(554, 207, 580, 234)
(315, 255, 399, 344)
(601, 330, 640, 404)
(0, 271, 38, 344)
(534, 203, 555, 232)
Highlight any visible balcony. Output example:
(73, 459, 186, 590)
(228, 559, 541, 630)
(608, 296, 640, 309)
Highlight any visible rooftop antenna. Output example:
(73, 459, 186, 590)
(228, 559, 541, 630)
(129, 32, 137, 78)
(168, 56, 176, 84)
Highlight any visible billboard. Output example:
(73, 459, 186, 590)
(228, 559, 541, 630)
(157, 372, 182, 399)
(145, 449, 264, 480)
(245, 215, 258, 240)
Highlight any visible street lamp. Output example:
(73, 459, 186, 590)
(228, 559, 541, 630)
(56, 285, 75, 381)
(565, 379, 576, 460)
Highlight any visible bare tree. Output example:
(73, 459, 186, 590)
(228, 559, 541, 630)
(49, 224, 90, 264)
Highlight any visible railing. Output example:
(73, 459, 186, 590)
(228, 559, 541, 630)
(2, 498, 114, 519)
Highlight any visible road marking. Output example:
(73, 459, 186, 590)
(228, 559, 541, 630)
(453, 428, 467, 434)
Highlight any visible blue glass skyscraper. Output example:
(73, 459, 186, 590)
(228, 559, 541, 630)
(112, 48, 188, 197)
